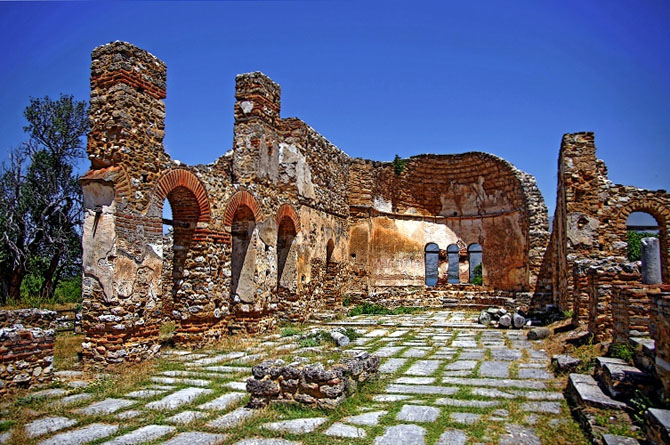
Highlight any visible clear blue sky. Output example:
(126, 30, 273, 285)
(1, 1, 669, 217)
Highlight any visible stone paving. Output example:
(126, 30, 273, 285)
(0, 310, 578, 445)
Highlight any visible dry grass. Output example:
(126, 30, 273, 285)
(53, 333, 83, 370)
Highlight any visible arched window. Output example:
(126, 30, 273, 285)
(626, 212, 660, 262)
(425, 243, 439, 287)
(447, 244, 460, 284)
(231, 205, 256, 303)
(277, 217, 297, 289)
(468, 243, 483, 284)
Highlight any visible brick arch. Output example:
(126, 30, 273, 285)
(275, 204, 301, 233)
(223, 190, 263, 228)
(612, 196, 670, 281)
(154, 169, 211, 223)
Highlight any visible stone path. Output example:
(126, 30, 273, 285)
(0, 310, 577, 444)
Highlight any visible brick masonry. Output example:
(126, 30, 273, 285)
(0, 309, 56, 394)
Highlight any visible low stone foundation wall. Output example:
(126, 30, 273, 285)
(611, 285, 654, 345)
(649, 286, 670, 398)
(247, 352, 380, 409)
(585, 259, 640, 341)
(0, 309, 57, 394)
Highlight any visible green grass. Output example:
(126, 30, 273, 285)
(347, 303, 426, 317)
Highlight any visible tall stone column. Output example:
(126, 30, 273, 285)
(81, 42, 169, 365)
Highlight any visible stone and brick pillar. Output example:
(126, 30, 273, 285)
(81, 42, 169, 366)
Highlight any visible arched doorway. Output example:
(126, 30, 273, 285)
(468, 243, 483, 284)
(447, 244, 460, 284)
(162, 187, 200, 301)
(231, 205, 257, 303)
(277, 216, 297, 289)
(425, 243, 439, 287)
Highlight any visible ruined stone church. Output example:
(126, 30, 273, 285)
(80, 42, 669, 365)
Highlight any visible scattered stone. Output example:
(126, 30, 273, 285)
(646, 408, 670, 445)
(330, 331, 350, 346)
(396, 404, 440, 423)
(25, 417, 77, 438)
(262, 417, 328, 434)
(323, 422, 366, 438)
(513, 313, 526, 328)
(478, 311, 491, 325)
(566, 374, 626, 410)
(527, 327, 550, 340)
(374, 424, 426, 445)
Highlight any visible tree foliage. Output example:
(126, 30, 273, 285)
(0, 95, 88, 305)
(627, 230, 659, 262)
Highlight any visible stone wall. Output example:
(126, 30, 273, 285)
(246, 353, 380, 409)
(0, 309, 56, 394)
(611, 285, 656, 345)
(550, 132, 670, 319)
(648, 286, 670, 398)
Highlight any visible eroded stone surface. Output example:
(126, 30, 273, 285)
(37, 423, 119, 445)
(374, 424, 426, 445)
(262, 417, 328, 434)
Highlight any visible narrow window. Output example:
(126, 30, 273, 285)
(447, 244, 460, 284)
(425, 243, 440, 286)
(468, 243, 483, 285)
(277, 217, 297, 289)
(231, 205, 256, 303)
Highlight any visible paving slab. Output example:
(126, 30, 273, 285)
(379, 358, 407, 373)
(435, 397, 500, 408)
(100, 425, 175, 444)
(162, 432, 227, 445)
(471, 387, 515, 399)
(54, 393, 93, 406)
(207, 408, 256, 429)
(405, 360, 441, 376)
(191, 352, 245, 366)
(372, 394, 413, 402)
(479, 361, 510, 378)
(445, 360, 477, 371)
(25, 416, 78, 438)
(204, 366, 249, 373)
(395, 377, 436, 384)
(198, 392, 246, 410)
(116, 410, 143, 419)
(224, 381, 248, 391)
(344, 410, 387, 426)
(443, 377, 545, 390)
(167, 410, 209, 424)
(436, 429, 467, 445)
(234, 439, 302, 445)
(37, 423, 119, 445)
(567, 374, 626, 410)
(491, 349, 522, 361)
(365, 329, 388, 337)
(262, 417, 328, 434)
(498, 424, 541, 445)
(125, 389, 166, 399)
(31, 388, 69, 398)
(450, 412, 481, 425)
(517, 368, 553, 380)
(374, 347, 405, 358)
(151, 376, 211, 387)
(520, 401, 562, 414)
(512, 390, 564, 400)
(323, 422, 366, 438)
(458, 350, 485, 360)
(602, 434, 641, 445)
(146, 387, 214, 410)
(374, 424, 426, 445)
(77, 398, 135, 415)
(386, 383, 459, 395)
(396, 404, 440, 423)
(402, 347, 432, 358)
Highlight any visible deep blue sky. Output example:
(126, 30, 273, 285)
(1, 1, 669, 217)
